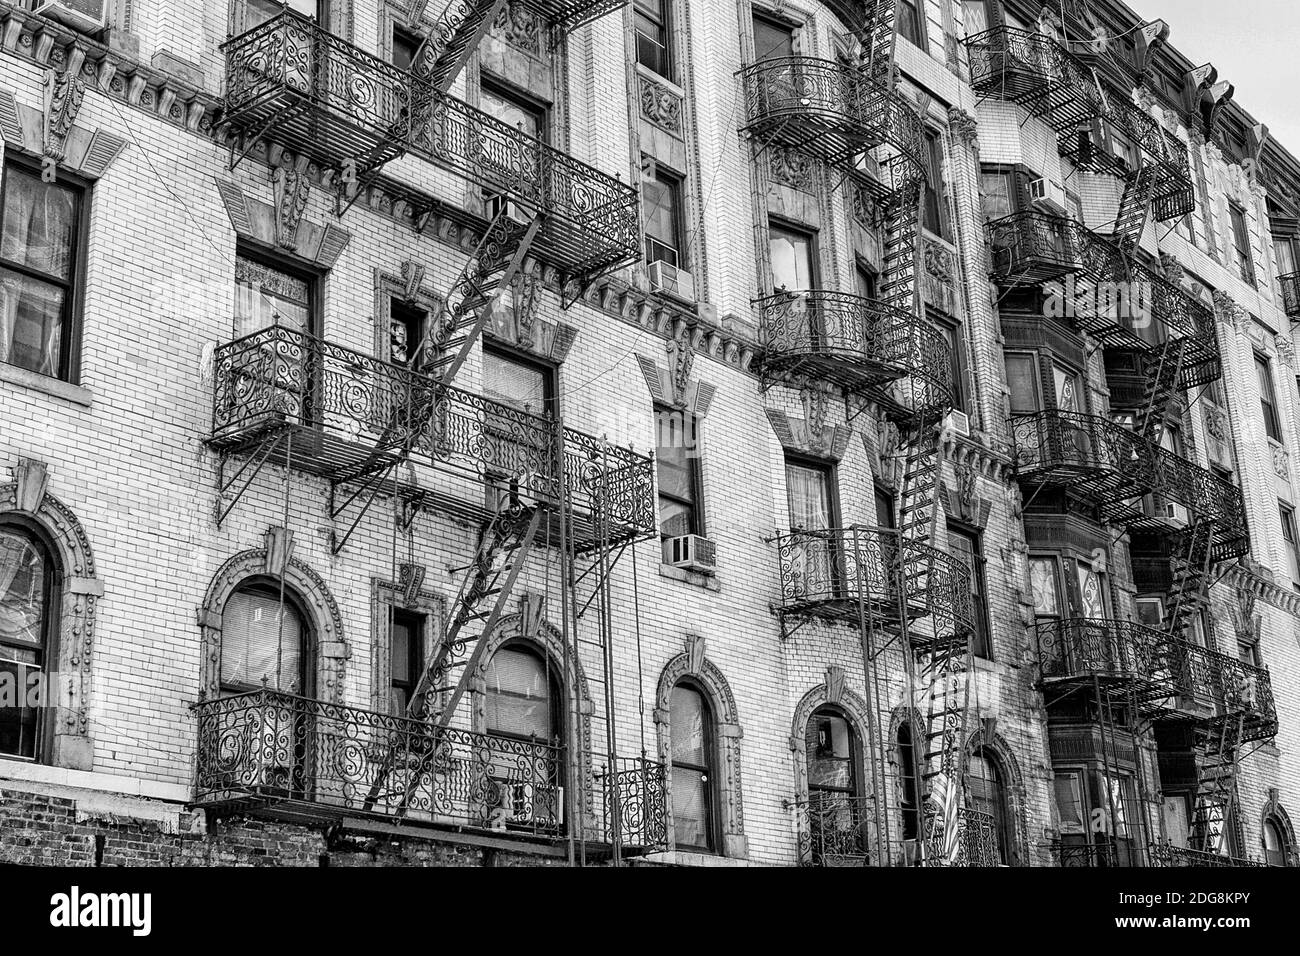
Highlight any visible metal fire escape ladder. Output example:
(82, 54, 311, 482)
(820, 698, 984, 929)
(865, 0, 900, 87)
(1113, 163, 1160, 255)
(1193, 713, 1244, 854)
(411, 0, 511, 94)
(1135, 337, 1187, 444)
(1164, 519, 1215, 644)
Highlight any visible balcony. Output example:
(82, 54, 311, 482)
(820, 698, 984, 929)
(964, 27, 1102, 133)
(753, 290, 953, 414)
(1009, 410, 1154, 505)
(772, 526, 974, 635)
(1138, 449, 1250, 561)
(1035, 618, 1169, 693)
(739, 58, 926, 175)
(1051, 841, 1138, 867)
(987, 212, 1086, 286)
(207, 326, 656, 548)
(222, 11, 640, 285)
(800, 795, 998, 867)
(1148, 844, 1266, 867)
(193, 689, 669, 852)
(1281, 272, 1300, 317)
(1144, 640, 1277, 743)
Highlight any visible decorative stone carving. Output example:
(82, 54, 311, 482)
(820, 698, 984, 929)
(509, 265, 542, 349)
(262, 526, 294, 577)
(638, 73, 682, 134)
(13, 457, 49, 513)
(769, 146, 816, 190)
(924, 238, 957, 313)
(684, 633, 706, 675)
(1275, 334, 1295, 368)
(668, 325, 696, 404)
(801, 388, 830, 454)
(492, 1, 542, 56)
(42, 46, 87, 161)
(947, 106, 978, 146)
(400, 259, 426, 304)
(1160, 251, 1184, 287)
(1274, 444, 1290, 482)
(398, 562, 426, 607)
(273, 165, 311, 251)
(824, 666, 846, 705)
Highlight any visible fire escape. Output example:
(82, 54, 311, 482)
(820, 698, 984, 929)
(745, 2, 989, 867)
(199, 2, 667, 862)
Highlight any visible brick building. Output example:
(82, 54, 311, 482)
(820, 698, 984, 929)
(0, 0, 1296, 867)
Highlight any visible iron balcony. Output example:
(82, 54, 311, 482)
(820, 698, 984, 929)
(987, 211, 1087, 286)
(221, 11, 640, 284)
(772, 526, 975, 635)
(800, 795, 999, 867)
(739, 57, 927, 174)
(1148, 844, 1267, 867)
(1141, 639, 1277, 743)
(1035, 618, 1167, 690)
(207, 326, 656, 548)
(1281, 271, 1300, 317)
(753, 290, 954, 415)
(964, 26, 1102, 133)
(191, 689, 670, 852)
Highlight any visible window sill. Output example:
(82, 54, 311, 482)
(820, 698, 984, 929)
(659, 562, 721, 592)
(0, 363, 93, 407)
(634, 62, 685, 99)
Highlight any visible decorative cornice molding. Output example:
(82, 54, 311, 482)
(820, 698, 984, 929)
(1222, 563, 1300, 618)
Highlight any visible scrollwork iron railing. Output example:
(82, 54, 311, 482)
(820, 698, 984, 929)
(1010, 410, 1153, 486)
(739, 56, 926, 174)
(1280, 271, 1300, 318)
(1156, 639, 1277, 741)
(753, 290, 953, 409)
(957, 808, 1000, 867)
(1148, 844, 1266, 867)
(562, 428, 658, 539)
(223, 11, 640, 281)
(192, 689, 669, 849)
(1149, 449, 1249, 560)
(1035, 618, 1167, 686)
(987, 212, 1085, 283)
(772, 526, 974, 631)
(964, 26, 1101, 130)
(798, 797, 996, 867)
(1052, 841, 1122, 867)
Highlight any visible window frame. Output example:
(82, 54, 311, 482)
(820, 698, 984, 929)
(234, 241, 324, 341)
(784, 453, 842, 532)
(806, 705, 863, 802)
(642, 162, 687, 269)
(967, 746, 1013, 865)
(936, 314, 967, 412)
(898, 0, 927, 48)
(0, 520, 59, 763)
(481, 340, 557, 417)
(1256, 351, 1283, 444)
(949, 523, 992, 659)
(669, 678, 719, 852)
(478, 76, 550, 144)
(390, 21, 422, 71)
(0, 156, 90, 384)
(1230, 202, 1256, 286)
(921, 127, 948, 238)
(387, 607, 426, 717)
(634, 0, 674, 80)
(1280, 502, 1300, 589)
(219, 581, 315, 697)
(896, 721, 922, 840)
(654, 403, 704, 540)
(1263, 816, 1290, 867)
(483, 641, 563, 745)
(768, 219, 821, 294)
(388, 297, 428, 367)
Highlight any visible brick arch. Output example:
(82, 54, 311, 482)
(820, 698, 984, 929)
(963, 726, 1029, 866)
(196, 545, 348, 702)
(654, 643, 746, 857)
(789, 679, 874, 805)
(1261, 794, 1297, 864)
(1, 459, 102, 770)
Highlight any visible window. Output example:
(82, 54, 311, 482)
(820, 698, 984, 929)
(967, 748, 1011, 864)
(391, 23, 421, 71)
(786, 458, 836, 532)
(921, 129, 946, 237)
(0, 524, 56, 761)
(479, 80, 546, 142)
(656, 405, 703, 540)
(634, 0, 672, 78)
(1028, 556, 1062, 624)
(1263, 817, 1290, 867)
(482, 345, 554, 417)
(898, 0, 925, 47)
(220, 585, 310, 694)
(896, 722, 921, 840)
(643, 165, 685, 268)
(962, 0, 991, 38)
(949, 526, 991, 658)
(940, 319, 966, 412)
(670, 682, 716, 851)
(388, 609, 424, 716)
(752, 12, 795, 62)
(807, 708, 859, 802)
(979, 169, 1014, 222)
(234, 252, 315, 338)
(1256, 353, 1283, 443)
(855, 263, 878, 301)
(485, 645, 558, 741)
(1230, 203, 1256, 285)
(1053, 771, 1086, 837)
(389, 299, 427, 366)
(1275, 234, 1298, 284)
(247, 0, 326, 29)
(769, 222, 818, 293)
(1004, 352, 1041, 414)
(0, 161, 85, 381)
(1281, 503, 1300, 588)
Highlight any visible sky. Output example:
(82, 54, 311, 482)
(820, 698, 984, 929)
(1137, 0, 1300, 155)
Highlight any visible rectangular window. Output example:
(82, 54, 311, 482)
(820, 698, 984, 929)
(643, 164, 685, 268)
(979, 169, 1014, 222)
(1028, 556, 1062, 623)
(1256, 353, 1283, 443)
(1054, 771, 1086, 835)
(941, 320, 967, 412)
(855, 263, 878, 301)
(962, 0, 991, 38)
(1004, 352, 1041, 414)
(248, 0, 326, 29)
(949, 526, 992, 658)
(0, 161, 85, 381)
(388, 299, 427, 366)
(389, 609, 425, 716)
(786, 458, 835, 531)
(898, 0, 925, 46)
(769, 222, 818, 293)
(634, 0, 672, 78)
(1281, 503, 1300, 587)
(1230, 203, 1256, 285)
(234, 251, 316, 338)
(656, 405, 703, 539)
(391, 23, 421, 71)
(479, 80, 546, 142)
(482, 345, 554, 416)
(1275, 235, 1298, 280)
(752, 12, 796, 62)
(922, 129, 946, 237)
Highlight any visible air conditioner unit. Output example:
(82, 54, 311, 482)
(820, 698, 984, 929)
(664, 533, 717, 574)
(942, 410, 971, 439)
(32, 0, 106, 34)
(854, 150, 879, 179)
(1164, 501, 1190, 527)
(649, 260, 696, 302)
(1029, 177, 1069, 216)
(485, 193, 534, 226)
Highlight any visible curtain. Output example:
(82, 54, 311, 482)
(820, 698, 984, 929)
(0, 532, 43, 647)
(220, 589, 303, 691)
(786, 464, 829, 530)
(484, 648, 552, 739)
(0, 168, 74, 377)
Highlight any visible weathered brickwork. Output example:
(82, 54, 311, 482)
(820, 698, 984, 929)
(0, 0, 1297, 868)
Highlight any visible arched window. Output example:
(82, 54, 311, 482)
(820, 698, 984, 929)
(670, 682, 716, 852)
(806, 707, 859, 802)
(1263, 817, 1290, 868)
(0, 523, 57, 761)
(897, 723, 922, 840)
(221, 584, 310, 695)
(484, 644, 561, 743)
(968, 748, 1012, 864)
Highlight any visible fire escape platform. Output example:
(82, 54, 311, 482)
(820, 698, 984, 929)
(1035, 618, 1173, 695)
(1137, 640, 1277, 743)
(987, 212, 1086, 286)
(964, 27, 1102, 133)
(1281, 272, 1300, 318)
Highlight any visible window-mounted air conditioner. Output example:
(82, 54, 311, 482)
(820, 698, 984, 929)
(942, 410, 971, 439)
(485, 193, 534, 226)
(1029, 177, 1069, 217)
(32, 0, 106, 34)
(649, 260, 696, 302)
(664, 533, 717, 574)
(1164, 501, 1190, 528)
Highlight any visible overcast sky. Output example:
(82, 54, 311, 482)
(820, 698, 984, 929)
(1136, 0, 1300, 154)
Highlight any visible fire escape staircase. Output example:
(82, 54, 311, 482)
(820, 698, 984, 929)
(1134, 337, 1187, 445)
(411, 0, 511, 94)
(865, 0, 899, 86)
(1114, 163, 1160, 255)
(1192, 714, 1244, 855)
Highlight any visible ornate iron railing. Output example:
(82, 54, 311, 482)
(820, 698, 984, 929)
(987, 212, 1086, 284)
(1052, 841, 1122, 867)
(1155, 640, 1277, 741)
(739, 56, 926, 174)
(1010, 409, 1153, 488)
(1281, 271, 1300, 317)
(562, 428, 657, 540)
(222, 12, 640, 281)
(1148, 844, 1266, 867)
(753, 290, 953, 410)
(1148, 449, 1249, 560)
(192, 689, 669, 849)
(964, 27, 1101, 132)
(957, 807, 1001, 867)
(1035, 618, 1168, 686)
(773, 526, 974, 631)
(799, 797, 996, 867)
